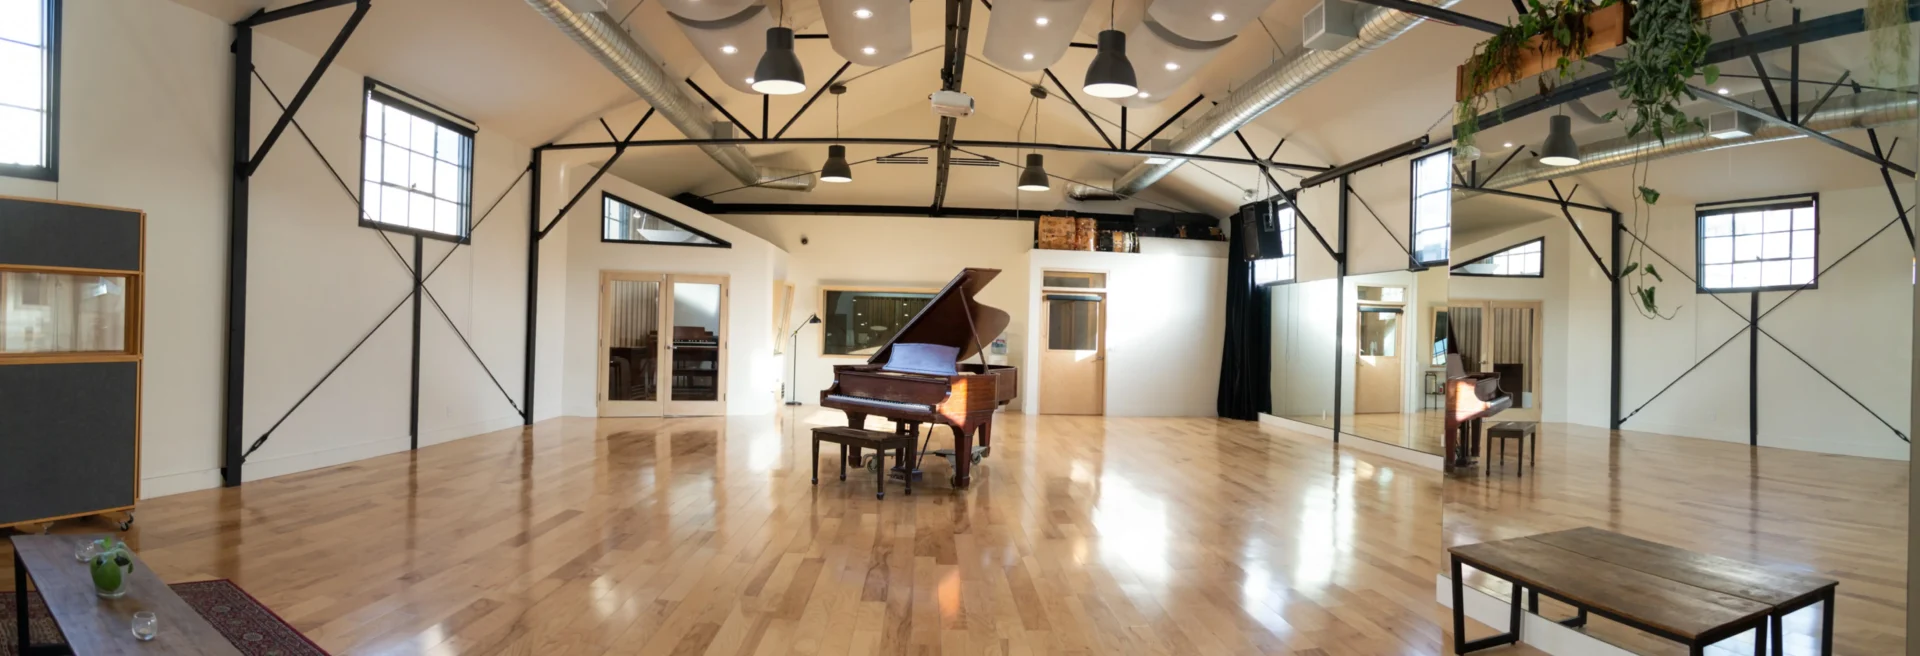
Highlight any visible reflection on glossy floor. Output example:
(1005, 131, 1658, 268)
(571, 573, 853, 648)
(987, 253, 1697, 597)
(1445, 423, 1907, 655)
(1282, 411, 1445, 455)
(4, 411, 1450, 655)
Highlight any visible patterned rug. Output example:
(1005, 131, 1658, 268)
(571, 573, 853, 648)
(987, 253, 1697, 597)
(0, 579, 327, 656)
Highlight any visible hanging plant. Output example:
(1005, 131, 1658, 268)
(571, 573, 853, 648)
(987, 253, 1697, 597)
(1617, 159, 1680, 319)
(1867, 0, 1914, 86)
(1608, 0, 1717, 142)
(1454, 0, 1618, 154)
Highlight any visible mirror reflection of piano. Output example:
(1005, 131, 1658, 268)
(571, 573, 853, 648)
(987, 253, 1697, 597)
(820, 268, 1018, 488)
(1444, 351, 1512, 471)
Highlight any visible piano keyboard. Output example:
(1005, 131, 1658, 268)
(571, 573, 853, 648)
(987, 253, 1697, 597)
(823, 395, 933, 414)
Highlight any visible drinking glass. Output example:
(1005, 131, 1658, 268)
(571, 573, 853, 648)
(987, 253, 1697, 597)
(73, 539, 102, 563)
(131, 611, 157, 641)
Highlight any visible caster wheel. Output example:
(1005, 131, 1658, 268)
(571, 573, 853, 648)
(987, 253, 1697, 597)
(876, 492, 885, 500)
(118, 512, 135, 531)
(971, 454, 983, 466)
(865, 458, 881, 475)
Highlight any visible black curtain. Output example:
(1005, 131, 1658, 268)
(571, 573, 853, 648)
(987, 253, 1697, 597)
(1217, 209, 1272, 420)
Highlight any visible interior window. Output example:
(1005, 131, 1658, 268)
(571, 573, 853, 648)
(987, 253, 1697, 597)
(0, 0, 57, 180)
(1697, 196, 1817, 292)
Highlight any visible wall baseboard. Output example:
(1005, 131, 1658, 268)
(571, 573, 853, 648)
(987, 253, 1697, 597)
(420, 415, 524, 448)
(140, 468, 223, 500)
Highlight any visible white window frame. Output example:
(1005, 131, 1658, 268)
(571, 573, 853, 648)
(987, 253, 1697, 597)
(1695, 194, 1819, 293)
(0, 0, 59, 181)
(1410, 150, 1452, 266)
(1451, 237, 1545, 278)
(357, 78, 476, 242)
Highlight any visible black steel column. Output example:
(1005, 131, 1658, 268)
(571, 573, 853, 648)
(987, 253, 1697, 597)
(1610, 211, 1623, 430)
(522, 149, 542, 425)
(410, 234, 423, 448)
(1330, 176, 1350, 443)
(222, 22, 253, 488)
(1750, 291, 1760, 446)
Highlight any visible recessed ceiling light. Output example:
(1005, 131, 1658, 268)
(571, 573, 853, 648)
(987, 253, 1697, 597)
(1502, 142, 1513, 148)
(1022, 52, 1035, 61)
(861, 46, 876, 55)
(720, 45, 737, 54)
(853, 8, 872, 18)
(1164, 62, 1179, 71)
(1035, 16, 1049, 26)
(1210, 12, 1226, 21)
(1718, 87, 1731, 95)
(1136, 91, 1150, 98)
(745, 77, 755, 84)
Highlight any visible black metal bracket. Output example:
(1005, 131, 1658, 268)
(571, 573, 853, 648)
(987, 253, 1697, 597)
(774, 61, 851, 139)
(1688, 83, 1914, 177)
(246, 0, 367, 177)
(1041, 69, 1116, 149)
(537, 110, 652, 240)
(1546, 181, 1610, 277)
(1729, 11, 1789, 120)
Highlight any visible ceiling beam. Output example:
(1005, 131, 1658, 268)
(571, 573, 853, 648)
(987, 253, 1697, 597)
(1348, 0, 1505, 34)
(535, 136, 1331, 172)
(931, 0, 975, 214)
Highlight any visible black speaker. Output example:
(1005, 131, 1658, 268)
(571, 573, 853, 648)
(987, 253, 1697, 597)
(1236, 201, 1285, 260)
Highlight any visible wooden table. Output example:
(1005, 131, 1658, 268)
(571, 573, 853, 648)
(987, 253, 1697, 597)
(1450, 527, 1837, 655)
(12, 535, 241, 655)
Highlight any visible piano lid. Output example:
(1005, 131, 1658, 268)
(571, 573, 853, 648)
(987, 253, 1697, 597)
(868, 268, 1010, 365)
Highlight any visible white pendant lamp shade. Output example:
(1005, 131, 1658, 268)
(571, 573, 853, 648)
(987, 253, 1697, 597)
(752, 27, 807, 95)
(821, 145, 853, 183)
(1017, 153, 1051, 191)
(1082, 30, 1138, 98)
(1538, 114, 1581, 167)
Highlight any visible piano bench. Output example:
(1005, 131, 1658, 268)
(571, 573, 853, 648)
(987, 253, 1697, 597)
(811, 426, 917, 499)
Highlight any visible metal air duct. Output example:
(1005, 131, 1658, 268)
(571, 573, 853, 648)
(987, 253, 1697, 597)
(527, 0, 816, 191)
(1480, 90, 1915, 190)
(1109, 0, 1458, 195)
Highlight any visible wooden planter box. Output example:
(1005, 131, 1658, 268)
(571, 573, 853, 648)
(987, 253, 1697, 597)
(1453, 0, 1766, 102)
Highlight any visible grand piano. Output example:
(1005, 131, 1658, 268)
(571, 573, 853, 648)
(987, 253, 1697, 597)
(820, 268, 1018, 488)
(1444, 348, 1513, 471)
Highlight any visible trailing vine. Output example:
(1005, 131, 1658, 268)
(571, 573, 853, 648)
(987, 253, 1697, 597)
(1607, 0, 1717, 143)
(1454, 0, 1613, 155)
(1617, 158, 1679, 319)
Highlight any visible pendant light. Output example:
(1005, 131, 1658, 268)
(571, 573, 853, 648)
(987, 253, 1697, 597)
(1082, 0, 1138, 98)
(820, 85, 852, 183)
(1538, 114, 1581, 167)
(1017, 88, 1051, 191)
(752, 0, 806, 95)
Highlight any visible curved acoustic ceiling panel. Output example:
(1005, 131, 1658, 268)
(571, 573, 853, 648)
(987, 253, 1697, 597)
(1114, 19, 1232, 107)
(656, 0, 761, 22)
(818, 0, 911, 66)
(671, 6, 775, 94)
(982, 0, 1097, 72)
(1147, 0, 1276, 42)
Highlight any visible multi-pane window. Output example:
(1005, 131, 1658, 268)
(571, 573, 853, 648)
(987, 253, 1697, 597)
(1254, 202, 1296, 286)
(1411, 150, 1452, 265)
(603, 193, 731, 247)
(360, 80, 475, 241)
(0, 0, 57, 180)
(1697, 195, 1818, 292)
(1453, 238, 1544, 277)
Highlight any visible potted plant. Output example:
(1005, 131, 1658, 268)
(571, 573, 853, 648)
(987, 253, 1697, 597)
(89, 537, 135, 599)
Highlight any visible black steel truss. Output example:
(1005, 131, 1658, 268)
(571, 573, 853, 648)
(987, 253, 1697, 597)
(931, 0, 975, 213)
(535, 135, 1331, 173)
(1688, 83, 1914, 177)
(1232, 131, 1337, 260)
(1041, 69, 1115, 149)
(1546, 180, 1611, 277)
(774, 62, 851, 139)
(685, 78, 757, 140)
(1349, 0, 1504, 33)
(538, 111, 651, 239)
(1130, 95, 1204, 150)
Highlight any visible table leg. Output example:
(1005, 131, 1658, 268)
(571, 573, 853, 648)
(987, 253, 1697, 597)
(1451, 556, 1466, 654)
(1772, 610, 1783, 656)
(1820, 589, 1835, 656)
(1754, 619, 1767, 656)
(15, 549, 26, 656)
(811, 437, 820, 485)
(1517, 434, 1524, 478)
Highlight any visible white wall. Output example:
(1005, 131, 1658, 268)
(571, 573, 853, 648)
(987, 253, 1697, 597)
(557, 171, 786, 417)
(716, 213, 1033, 406)
(1024, 240, 1228, 417)
(2, 0, 536, 497)
(1450, 215, 1582, 424)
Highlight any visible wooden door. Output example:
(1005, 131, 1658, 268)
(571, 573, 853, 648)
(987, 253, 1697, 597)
(599, 271, 665, 417)
(1040, 292, 1104, 415)
(664, 274, 728, 416)
(1353, 307, 1404, 414)
(1448, 299, 1543, 422)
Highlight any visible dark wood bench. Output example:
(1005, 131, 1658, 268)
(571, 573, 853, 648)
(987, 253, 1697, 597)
(811, 426, 916, 499)
(1451, 527, 1837, 655)
(1484, 421, 1536, 476)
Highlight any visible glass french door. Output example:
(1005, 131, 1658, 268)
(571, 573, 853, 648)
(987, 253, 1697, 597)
(598, 272, 729, 417)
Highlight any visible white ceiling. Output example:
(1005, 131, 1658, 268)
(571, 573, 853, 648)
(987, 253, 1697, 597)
(168, 0, 1911, 217)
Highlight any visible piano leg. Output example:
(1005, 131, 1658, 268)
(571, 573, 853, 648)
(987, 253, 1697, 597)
(845, 412, 868, 467)
(951, 425, 974, 488)
(978, 421, 992, 458)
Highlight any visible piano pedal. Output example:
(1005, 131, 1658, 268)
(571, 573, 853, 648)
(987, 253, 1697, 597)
(863, 453, 924, 481)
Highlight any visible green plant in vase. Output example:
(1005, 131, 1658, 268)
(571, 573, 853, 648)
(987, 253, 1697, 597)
(1454, 0, 1611, 156)
(89, 537, 134, 599)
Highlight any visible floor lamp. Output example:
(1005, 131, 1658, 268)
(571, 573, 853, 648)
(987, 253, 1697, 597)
(785, 314, 822, 406)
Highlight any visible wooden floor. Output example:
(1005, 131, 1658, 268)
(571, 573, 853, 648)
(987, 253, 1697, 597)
(1279, 411, 1445, 456)
(4, 410, 1452, 655)
(1445, 422, 1908, 655)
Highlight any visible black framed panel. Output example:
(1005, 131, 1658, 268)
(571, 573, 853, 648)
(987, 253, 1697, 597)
(601, 191, 732, 249)
(1410, 150, 1451, 266)
(1451, 237, 1547, 278)
(357, 77, 477, 244)
(0, 196, 140, 271)
(1694, 193, 1819, 294)
(0, 0, 60, 182)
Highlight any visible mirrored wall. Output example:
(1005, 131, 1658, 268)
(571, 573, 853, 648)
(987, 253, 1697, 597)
(1270, 279, 1336, 429)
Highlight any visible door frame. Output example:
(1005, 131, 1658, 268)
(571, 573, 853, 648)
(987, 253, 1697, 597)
(1351, 286, 1409, 415)
(1038, 268, 1108, 415)
(598, 270, 666, 417)
(1447, 298, 1545, 421)
(597, 271, 731, 417)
